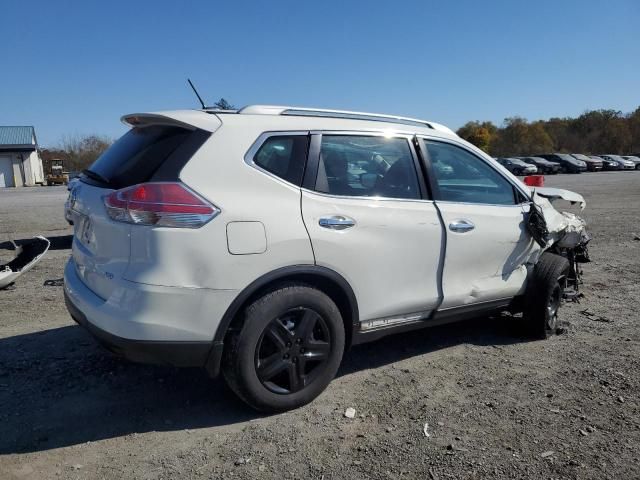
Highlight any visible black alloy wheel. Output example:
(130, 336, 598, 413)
(222, 284, 345, 412)
(255, 307, 331, 394)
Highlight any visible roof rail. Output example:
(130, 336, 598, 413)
(236, 105, 456, 135)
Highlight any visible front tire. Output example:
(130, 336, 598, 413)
(222, 284, 345, 412)
(523, 253, 569, 339)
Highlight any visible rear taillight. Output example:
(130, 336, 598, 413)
(104, 182, 219, 228)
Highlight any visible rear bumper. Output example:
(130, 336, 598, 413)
(64, 289, 211, 366)
(63, 258, 237, 370)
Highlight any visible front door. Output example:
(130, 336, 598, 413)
(421, 139, 536, 309)
(301, 133, 444, 327)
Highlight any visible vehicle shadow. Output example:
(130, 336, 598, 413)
(0, 314, 529, 454)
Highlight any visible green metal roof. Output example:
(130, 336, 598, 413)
(0, 126, 36, 146)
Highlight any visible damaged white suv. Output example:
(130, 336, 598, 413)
(64, 105, 590, 412)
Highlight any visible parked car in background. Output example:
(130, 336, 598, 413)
(536, 154, 586, 173)
(621, 156, 640, 169)
(591, 155, 620, 171)
(495, 157, 537, 175)
(599, 155, 635, 170)
(571, 154, 603, 172)
(519, 156, 561, 174)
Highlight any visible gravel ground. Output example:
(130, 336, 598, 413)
(1, 173, 639, 480)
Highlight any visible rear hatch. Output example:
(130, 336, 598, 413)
(71, 123, 209, 299)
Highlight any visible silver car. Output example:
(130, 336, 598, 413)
(600, 155, 635, 170)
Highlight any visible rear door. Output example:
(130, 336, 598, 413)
(420, 138, 535, 309)
(301, 133, 444, 327)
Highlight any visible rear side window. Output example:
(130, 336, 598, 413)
(314, 135, 420, 199)
(253, 135, 309, 186)
(86, 126, 192, 189)
(425, 141, 516, 205)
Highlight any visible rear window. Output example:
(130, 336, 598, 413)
(85, 126, 191, 188)
(253, 135, 309, 186)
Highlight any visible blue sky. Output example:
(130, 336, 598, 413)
(2, 0, 638, 146)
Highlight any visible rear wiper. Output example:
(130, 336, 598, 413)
(82, 169, 110, 185)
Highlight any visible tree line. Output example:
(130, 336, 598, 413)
(457, 107, 640, 157)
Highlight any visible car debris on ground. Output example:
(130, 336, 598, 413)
(0, 236, 50, 289)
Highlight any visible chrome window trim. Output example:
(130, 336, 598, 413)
(243, 130, 310, 188)
(434, 200, 526, 208)
(418, 135, 532, 206)
(300, 186, 436, 204)
(310, 129, 415, 138)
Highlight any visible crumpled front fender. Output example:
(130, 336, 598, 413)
(527, 188, 589, 250)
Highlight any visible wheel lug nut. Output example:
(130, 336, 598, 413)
(286, 341, 292, 347)
(296, 339, 301, 344)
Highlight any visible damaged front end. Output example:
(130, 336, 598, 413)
(0, 236, 51, 289)
(527, 187, 591, 299)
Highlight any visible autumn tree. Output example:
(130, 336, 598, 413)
(456, 121, 498, 153)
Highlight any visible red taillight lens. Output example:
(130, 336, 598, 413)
(104, 182, 219, 228)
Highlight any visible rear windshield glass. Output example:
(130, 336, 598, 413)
(85, 126, 190, 188)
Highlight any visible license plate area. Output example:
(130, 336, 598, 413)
(76, 214, 94, 247)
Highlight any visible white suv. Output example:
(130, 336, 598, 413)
(64, 105, 589, 411)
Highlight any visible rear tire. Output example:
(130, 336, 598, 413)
(523, 252, 569, 339)
(222, 284, 345, 412)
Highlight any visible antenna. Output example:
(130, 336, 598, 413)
(187, 78, 206, 109)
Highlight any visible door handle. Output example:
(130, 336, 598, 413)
(319, 216, 356, 230)
(449, 219, 475, 233)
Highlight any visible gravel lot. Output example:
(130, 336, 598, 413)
(1, 173, 639, 479)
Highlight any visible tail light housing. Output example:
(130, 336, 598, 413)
(104, 182, 219, 228)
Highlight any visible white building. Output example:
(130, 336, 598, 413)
(0, 126, 45, 187)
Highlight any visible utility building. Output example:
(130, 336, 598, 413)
(0, 126, 44, 187)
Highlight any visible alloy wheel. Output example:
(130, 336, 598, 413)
(255, 307, 331, 394)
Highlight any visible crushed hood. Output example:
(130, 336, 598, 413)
(527, 188, 589, 250)
(530, 187, 586, 210)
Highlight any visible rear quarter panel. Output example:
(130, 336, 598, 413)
(124, 119, 315, 290)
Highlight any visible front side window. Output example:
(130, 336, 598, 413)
(253, 135, 309, 186)
(425, 141, 516, 205)
(314, 135, 420, 199)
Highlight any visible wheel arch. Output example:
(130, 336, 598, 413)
(205, 265, 359, 377)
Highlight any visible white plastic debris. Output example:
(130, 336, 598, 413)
(423, 422, 430, 438)
(344, 407, 356, 419)
(0, 236, 50, 289)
